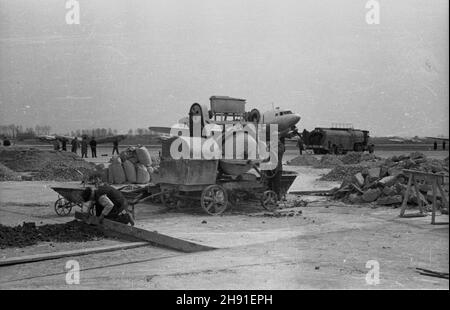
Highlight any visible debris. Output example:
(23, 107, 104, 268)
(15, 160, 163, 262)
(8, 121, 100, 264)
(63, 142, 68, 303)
(376, 195, 403, 205)
(362, 188, 382, 202)
(378, 175, 398, 187)
(329, 152, 449, 207)
(353, 172, 365, 187)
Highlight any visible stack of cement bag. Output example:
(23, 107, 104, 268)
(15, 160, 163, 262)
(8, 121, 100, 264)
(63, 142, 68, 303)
(107, 146, 155, 184)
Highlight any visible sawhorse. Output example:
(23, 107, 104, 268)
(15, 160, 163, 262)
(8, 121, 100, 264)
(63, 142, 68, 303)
(400, 169, 449, 225)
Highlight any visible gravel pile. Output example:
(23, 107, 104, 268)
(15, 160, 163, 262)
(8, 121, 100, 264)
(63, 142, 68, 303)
(0, 163, 21, 181)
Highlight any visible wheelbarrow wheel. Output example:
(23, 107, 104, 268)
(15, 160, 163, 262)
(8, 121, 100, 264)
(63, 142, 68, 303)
(261, 190, 279, 211)
(54, 197, 73, 216)
(201, 185, 228, 216)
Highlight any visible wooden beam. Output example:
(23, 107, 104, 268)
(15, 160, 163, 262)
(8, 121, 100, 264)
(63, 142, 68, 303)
(0, 242, 149, 267)
(75, 212, 216, 253)
(289, 190, 332, 196)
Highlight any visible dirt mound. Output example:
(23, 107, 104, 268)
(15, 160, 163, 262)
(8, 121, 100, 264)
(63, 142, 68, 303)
(340, 152, 381, 165)
(0, 147, 96, 181)
(0, 220, 105, 249)
(0, 163, 21, 181)
(314, 155, 344, 168)
(287, 155, 320, 166)
(320, 164, 367, 181)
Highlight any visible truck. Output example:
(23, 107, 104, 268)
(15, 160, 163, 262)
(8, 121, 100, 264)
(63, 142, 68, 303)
(302, 127, 370, 154)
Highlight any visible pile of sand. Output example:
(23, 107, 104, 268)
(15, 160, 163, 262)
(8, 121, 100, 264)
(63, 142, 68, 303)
(287, 155, 320, 166)
(0, 147, 97, 181)
(315, 155, 344, 168)
(0, 163, 21, 181)
(340, 152, 381, 165)
(0, 221, 105, 249)
(320, 164, 369, 181)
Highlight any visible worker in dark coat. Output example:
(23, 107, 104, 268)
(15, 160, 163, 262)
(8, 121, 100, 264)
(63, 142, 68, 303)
(268, 137, 285, 200)
(81, 185, 134, 226)
(89, 137, 97, 158)
(296, 136, 304, 155)
(61, 139, 67, 151)
(71, 137, 79, 154)
(112, 138, 119, 155)
(81, 136, 88, 158)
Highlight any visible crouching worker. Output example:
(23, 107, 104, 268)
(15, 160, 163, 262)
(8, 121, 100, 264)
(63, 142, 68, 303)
(81, 185, 135, 226)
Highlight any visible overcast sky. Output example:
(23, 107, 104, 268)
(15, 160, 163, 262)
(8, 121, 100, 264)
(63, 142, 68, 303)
(0, 0, 448, 137)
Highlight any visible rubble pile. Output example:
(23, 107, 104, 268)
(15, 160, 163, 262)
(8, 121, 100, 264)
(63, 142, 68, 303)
(0, 221, 105, 249)
(330, 152, 449, 206)
(0, 147, 97, 181)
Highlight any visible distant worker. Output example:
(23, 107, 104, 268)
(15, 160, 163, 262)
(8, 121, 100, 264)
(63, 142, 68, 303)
(61, 139, 67, 151)
(53, 139, 60, 151)
(112, 138, 119, 155)
(81, 185, 134, 226)
(296, 136, 304, 155)
(81, 136, 88, 158)
(268, 136, 285, 200)
(368, 144, 375, 154)
(434, 141, 438, 150)
(443, 141, 446, 150)
(90, 137, 97, 158)
(71, 137, 79, 154)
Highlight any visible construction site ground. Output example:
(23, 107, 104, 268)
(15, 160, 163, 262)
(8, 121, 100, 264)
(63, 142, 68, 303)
(0, 157, 448, 290)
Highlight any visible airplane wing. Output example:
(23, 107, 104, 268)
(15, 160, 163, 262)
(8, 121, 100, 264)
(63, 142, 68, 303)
(95, 135, 127, 144)
(427, 137, 449, 141)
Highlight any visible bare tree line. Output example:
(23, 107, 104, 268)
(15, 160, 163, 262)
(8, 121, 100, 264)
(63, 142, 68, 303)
(1, 124, 157, 139)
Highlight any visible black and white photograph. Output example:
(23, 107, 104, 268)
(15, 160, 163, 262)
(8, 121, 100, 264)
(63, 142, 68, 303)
(0, 0, 448, 293)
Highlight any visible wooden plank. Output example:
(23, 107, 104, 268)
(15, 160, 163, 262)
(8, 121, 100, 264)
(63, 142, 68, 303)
(400, 174, 413, 217)
(289, 190, 332, 196)
(0, 242, 149, 267)
(75, 212, 216, 253)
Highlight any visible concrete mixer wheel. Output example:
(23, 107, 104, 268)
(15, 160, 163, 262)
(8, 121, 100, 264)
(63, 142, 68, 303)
(201, 185, 228, 216)
(261, 190, 279, 211)
(189, 103, 203, 116)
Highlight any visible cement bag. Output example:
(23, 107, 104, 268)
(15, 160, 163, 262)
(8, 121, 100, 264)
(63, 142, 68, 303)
(110, 156, 126, 184)
(123, 160, 137, 183)
(136, 164, 150, 184)
(136, 146, 152, 166)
